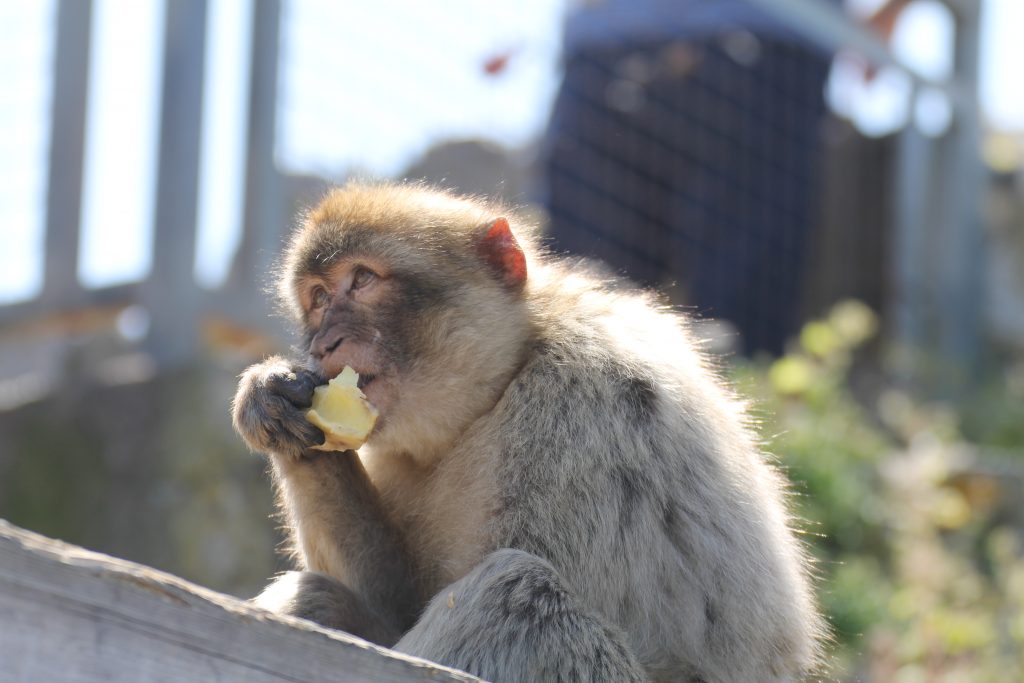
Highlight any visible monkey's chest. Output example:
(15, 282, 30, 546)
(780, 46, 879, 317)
(374, 462, 497, 591)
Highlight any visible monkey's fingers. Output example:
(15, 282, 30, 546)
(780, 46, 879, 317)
(268, 417, 327, 462)
(267, 370, 320, 408)
(292, 417, 327, 450)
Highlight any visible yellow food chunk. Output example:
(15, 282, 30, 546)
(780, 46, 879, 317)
(306, 367, 379, 451)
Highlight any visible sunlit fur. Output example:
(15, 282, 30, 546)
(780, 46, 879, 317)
(240, 182, 825, 682)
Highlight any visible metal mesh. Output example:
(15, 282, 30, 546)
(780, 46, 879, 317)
(543, 32, 833, 355)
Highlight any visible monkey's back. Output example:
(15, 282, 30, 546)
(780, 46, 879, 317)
(482, 263, 823, 682)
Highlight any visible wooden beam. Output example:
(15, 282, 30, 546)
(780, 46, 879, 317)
(41, 0, 93, 306)
(0, 520, 482, 683)
(230, 0, 285, 298)
(145, 0, 208, 367)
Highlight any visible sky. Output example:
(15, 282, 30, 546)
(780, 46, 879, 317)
(0, 0, 1022, 305)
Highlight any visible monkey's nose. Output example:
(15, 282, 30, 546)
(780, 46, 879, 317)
(311, 331, 344, 360)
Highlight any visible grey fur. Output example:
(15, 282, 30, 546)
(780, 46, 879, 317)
(254, 570, 398, 645)
(234, 183, 825, 683)
(396, 549, 647, 683)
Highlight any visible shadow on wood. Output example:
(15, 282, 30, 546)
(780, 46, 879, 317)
(0, 519, 483, 683)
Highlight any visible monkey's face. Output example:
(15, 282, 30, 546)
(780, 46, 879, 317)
(284, 185, 532, 459)
(297, 255, 409, 418)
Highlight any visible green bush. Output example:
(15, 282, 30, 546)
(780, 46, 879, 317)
(731, 301, 1024, 681)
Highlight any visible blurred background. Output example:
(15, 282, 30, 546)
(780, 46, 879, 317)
(1, 0, 1023, 679)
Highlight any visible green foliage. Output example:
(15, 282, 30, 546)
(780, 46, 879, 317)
(2, 410, 109, 546)
(731, 301, 1024, 681)
(958, 363, 1024, 449)
(0, 364, 279, 598)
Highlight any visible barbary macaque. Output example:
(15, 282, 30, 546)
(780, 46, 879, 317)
(233, 183, 825, 682)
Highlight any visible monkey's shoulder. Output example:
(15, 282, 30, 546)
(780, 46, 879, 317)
(491, 303, 750, 473)
(505, 335, 660, 429)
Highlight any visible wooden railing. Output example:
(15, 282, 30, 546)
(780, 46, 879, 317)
(0, 520, 482, 683)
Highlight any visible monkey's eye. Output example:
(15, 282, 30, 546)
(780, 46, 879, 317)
(311, 286, 330, 309)
(351, 266, 377, 291)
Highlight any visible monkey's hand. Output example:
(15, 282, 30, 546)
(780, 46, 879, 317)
(232, 357, 326, 460)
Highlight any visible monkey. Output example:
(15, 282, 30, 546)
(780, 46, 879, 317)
(232, 182, 826, 683)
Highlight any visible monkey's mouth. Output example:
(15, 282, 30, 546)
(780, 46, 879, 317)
(357, 373, 376, 391)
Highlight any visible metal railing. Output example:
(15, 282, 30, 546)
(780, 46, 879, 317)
(1, 0, 987, 388)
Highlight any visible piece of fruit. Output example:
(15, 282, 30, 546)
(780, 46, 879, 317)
(305, 367, 379, 451)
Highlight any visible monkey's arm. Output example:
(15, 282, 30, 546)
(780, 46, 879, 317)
(271, 451, 421, 636)
(233, 357, 420, 638)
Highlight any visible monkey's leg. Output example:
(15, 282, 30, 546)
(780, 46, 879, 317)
(395, 549, 649, 683)
(272, 453, 420, 642)
(253, 570, 397, 645)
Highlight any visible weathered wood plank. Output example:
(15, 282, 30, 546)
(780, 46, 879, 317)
(0, 520, 482, 682)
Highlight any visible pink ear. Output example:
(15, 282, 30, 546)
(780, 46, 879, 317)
(478, 217, 527, 290)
